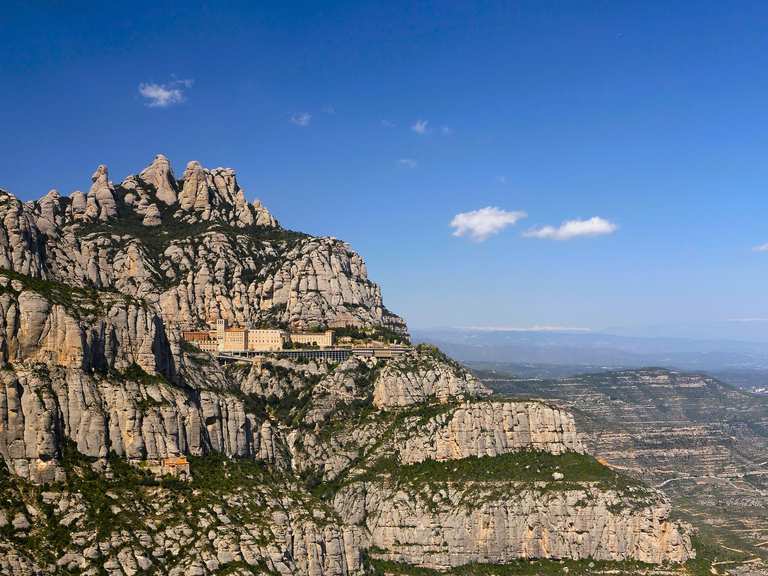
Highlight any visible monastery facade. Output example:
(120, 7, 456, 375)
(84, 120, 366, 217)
(182, 319, 334, 353)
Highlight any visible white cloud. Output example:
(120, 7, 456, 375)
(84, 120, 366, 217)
(753, 243, 768, 252)
(398, 158, 417, 168)
(450, 206, 527, 242)
(411, 119, 429, 134)
(441, 125, 453, 135)
(523, 216, 617, 240)
(290, 112, 312, 126)
(138, 79, 193, 108)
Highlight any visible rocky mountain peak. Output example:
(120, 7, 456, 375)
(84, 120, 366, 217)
(173, 158, 273, 228)
(34, 189, 65, 236)
(178, 160, 205, 211)
(138, 153, 177, 205)
(61, 155, 279, 230)
(85, 163, 117, 221)
(90, 163, 109, 184)
(0, 154, 404, 336)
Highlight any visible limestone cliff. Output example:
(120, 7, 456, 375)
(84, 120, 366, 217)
(394, 400, 584, 464)
(338, 482, 690, 567)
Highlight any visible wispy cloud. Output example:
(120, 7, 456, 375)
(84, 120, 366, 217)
(753, 243, 768, 252)
(138, 79, 193, 108)
(290, 112, 312, 127)
(398, 158, 418, 168)
(727, 317, 768, 323)
(523, 216, 617, 240)
(381, 120, 395, 128)
(411, 119, 429, 135)
(440, 125, 453, 135)
(450, 206, 527, 242)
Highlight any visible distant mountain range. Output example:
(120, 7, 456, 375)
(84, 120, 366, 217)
(412, 326, 768, 373)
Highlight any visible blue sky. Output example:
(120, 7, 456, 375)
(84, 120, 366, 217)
(3, 1, 768, 333)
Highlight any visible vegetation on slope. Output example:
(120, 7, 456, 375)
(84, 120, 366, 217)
(367, 556, 663, 576)
(0, 442, 339, 571)
(0, 268, 145, 318)
(346, 450, 659, 516)
(378, 450, 642, 486)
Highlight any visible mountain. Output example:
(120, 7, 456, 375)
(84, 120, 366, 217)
(0, 156, 701, 575)
(413, 327, 768, 373)
(0, 154, 407, 338)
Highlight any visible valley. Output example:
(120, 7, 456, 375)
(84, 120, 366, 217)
(472, 366, 768, 574)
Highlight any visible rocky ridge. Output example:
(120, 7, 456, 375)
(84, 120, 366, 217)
(0, 154, 405, 335)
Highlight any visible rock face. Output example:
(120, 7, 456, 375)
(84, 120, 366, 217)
(0, 156, 696, 575)
(0, 341, 696, 575)
(342, 483, 691, 567)
(86, 165, 118, 221)
(396, 400, 584, 464)
(139, 154, 177, 205)
(0, 365, 283, 483)
(373, 347, 491, 408)
(0, 280, 170, 374)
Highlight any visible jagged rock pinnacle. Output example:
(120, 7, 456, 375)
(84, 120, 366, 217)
(86, 164, 117, 221)
(139, 153, 177, 205)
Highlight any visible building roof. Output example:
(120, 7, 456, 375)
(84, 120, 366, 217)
(181, 330, 213, 341)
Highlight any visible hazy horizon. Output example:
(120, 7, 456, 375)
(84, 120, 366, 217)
(411, 320, 768, 344)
